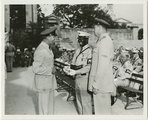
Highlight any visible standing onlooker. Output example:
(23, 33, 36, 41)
(32, 26, 58, 115)
(24, 48, 32, 67)
(14, 48, 21, 67)
(88, 18, 116, 114)
(5, 41, 16, 72)
(31, 47, 36, 65)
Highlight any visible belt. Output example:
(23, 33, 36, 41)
(76, 73, 87, 78)
(81, 73, 86, 76)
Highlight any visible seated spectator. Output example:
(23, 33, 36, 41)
(131, 48, 143, 70)
(114, 53, 133, 87)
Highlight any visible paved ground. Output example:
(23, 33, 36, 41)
(5, 67, 143, 115)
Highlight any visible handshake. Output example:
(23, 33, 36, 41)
(63, 66, 77, 76)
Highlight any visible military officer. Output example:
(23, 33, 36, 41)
(68, 31, 92, 114)
(88, 18, 116, 114)
(32, 26, 58, 115)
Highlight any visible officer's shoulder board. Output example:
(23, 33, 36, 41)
(100, 36, 107, 41)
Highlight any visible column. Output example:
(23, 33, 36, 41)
(5, 5, 10, 32)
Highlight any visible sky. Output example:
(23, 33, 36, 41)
(40, 4, 143, 24)
(113, 4, 143, 24)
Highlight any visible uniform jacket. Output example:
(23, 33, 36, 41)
(88, 33, 115, 93)
(32, 41, 56, 92)
(5, 44, 15, 57)
(72, 44, 92, 75)
(33, 41, 54, 75)
(116, 60, 133, 80)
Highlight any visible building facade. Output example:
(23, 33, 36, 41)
(5, 5, 37, 32)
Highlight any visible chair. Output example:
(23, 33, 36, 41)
(118, 73, 143, 110)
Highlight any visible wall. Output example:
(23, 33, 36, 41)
(5, 5, 10, 32)
(60, 28, 140, 48)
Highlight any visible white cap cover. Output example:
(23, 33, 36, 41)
(77, 31, 90, 37)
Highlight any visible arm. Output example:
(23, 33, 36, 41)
(92, 39, 112, 89)
(88, 46, 99, 91)
(32, 50, 49, 75)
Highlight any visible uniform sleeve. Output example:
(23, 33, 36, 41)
(89, 47, 98, 77)
(88, 47, 99, 91)
(99, 38, 110, 58)
(32, 50, 48, 74)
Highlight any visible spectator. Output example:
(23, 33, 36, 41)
(5, 41, 16, 72)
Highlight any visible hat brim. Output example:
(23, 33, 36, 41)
(40, 26, 57, 36)
(95, 18, 110, 27)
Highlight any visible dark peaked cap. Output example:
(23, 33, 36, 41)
(40, 26, 57, 36)
(95, 18, 110, 27)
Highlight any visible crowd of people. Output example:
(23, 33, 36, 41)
(13, 47, 35, 67)
(5, 41, 36, 72)
(113, 46, 143, 88)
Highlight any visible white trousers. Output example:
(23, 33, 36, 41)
(38, 90, 54, 115)
(93, 92, 111, 115)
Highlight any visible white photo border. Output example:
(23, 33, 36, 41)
(0, 0, 147, 120)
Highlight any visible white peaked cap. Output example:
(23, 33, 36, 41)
(17, 49, 20, 52)
(32, 47, 35, 50)
(78, 31, 90, 37)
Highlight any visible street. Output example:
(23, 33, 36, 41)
(5, 67, 143, 115)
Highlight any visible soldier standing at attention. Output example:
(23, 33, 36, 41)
(68, 31, 92, 114)
(32, 26, 58, 115)
(88, 18, 116, 114)
(5, 41, 16, 72)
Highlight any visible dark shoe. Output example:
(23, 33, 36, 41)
(111, 96, 117, 106)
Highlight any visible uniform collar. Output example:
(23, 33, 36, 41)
(41, 41, 49, 49)
(82, 44, 89, 51)
(97, 33, 108, 42)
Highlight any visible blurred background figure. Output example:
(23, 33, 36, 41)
(14, 48, 21, 67)
(31, 47, 36, 65)
(5, 41, 16, 72)
(24, 48, 32, 67)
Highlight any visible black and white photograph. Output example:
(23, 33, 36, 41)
(1, 0, 147, 119)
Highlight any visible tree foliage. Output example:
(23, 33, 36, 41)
(53, 4, 116, 28)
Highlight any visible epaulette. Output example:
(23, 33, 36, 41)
(100, 36, 106, 41)
(97, 36, 107, 42)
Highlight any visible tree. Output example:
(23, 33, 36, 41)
(53, 4, 116, 28)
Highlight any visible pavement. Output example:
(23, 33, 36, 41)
(5, 67, 143, 115)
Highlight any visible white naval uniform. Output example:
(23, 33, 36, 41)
(72, 44, 92, 114)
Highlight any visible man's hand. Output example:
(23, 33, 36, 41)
(92, 87, 99, 95)
(88, 76, 95, 92)
(52, 67, 56, 74)
(69, 69, 77, 76)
